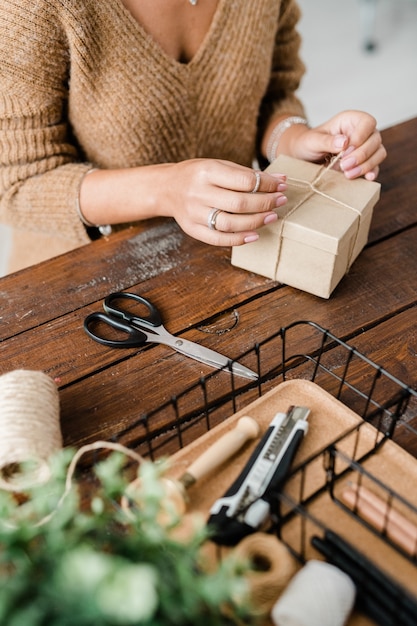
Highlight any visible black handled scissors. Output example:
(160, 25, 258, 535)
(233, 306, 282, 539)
(84, 292, 258, 380)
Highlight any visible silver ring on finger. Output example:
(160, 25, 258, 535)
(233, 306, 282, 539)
(251, 170, 261, 194)
(207, 208, 222, 231)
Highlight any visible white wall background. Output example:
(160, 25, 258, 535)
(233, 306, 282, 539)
(296, 0, 417, 128)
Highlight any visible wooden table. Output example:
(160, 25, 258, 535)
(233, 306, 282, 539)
(1, 118, 417, 622)
(1, 116, 416, 452)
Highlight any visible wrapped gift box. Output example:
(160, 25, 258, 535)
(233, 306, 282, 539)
(231, 155, 381, 298)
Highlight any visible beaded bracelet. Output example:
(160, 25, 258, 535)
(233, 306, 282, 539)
(266, 116, 308, 163)
(76, 168, 112, 236)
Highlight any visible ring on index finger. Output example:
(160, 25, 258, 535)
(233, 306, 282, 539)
(251, 170, 261, 194)
(208, 208, 222, 231)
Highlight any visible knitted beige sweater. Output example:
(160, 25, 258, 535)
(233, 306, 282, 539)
(0, 0, 305, 272)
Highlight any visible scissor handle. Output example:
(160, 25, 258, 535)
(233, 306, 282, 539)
(103, 292, 162, 329)
(84, 311, 148, 348)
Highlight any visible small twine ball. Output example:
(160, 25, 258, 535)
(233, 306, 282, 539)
(0, 369, 62, 491)
(233, 532, 298, 616)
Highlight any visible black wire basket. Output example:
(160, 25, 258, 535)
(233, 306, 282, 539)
(117, 320, 417, 460)
(115, 320, 417, 626)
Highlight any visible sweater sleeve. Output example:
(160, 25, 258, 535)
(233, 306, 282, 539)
(257, 0, 307, 145)
(0, 1, 90, 244)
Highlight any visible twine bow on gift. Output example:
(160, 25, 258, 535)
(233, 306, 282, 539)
(273, 153, 364, 280)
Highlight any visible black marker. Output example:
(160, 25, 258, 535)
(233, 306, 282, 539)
(312, 531, 417, 626)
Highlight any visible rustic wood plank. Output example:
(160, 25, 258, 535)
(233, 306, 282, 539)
(1, 119, 416, 462)
(0, 119, 416, 616)
(0, 221, 276, 339)
(1, 119, 416, 339)
(54, 306, 416, 458)
(1, 225, 415, 386)
(6, 226, 408, 458)
(368, 117, 417, 242)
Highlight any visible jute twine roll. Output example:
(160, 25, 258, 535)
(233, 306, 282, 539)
(0, 369, 62, 491)
(233, 532, 298, 616)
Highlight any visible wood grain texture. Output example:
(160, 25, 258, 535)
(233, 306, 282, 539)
(0, 119, 416, 455)
(1, 117, 417, 626)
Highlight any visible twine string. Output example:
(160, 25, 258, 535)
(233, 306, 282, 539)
(35, 440, 145, 527)
(0, 369, 146, 527)
(0, 370, 62, 491)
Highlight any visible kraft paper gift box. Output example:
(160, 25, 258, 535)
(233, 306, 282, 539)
(231, 155, 381, 299)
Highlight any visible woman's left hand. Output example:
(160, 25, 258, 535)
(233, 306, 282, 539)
(289, 110, 387, 181)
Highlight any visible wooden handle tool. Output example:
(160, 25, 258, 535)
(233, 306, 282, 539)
(122, 416, 260, 518)
(178, 416, 260, 490)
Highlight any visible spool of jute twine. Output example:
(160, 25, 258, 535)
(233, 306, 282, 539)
(233, 532, 298, 616)
(0, 369, 62, 491)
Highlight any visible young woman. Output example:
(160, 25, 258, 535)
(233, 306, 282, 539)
(0, 0, 386, 272)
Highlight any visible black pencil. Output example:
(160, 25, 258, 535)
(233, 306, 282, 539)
(311, 531, 417, 626)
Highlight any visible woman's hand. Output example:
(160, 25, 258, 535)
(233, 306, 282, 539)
(80, 159, 287, 247)
(160, 158, 288, 246)
(283, 110, 387, 181)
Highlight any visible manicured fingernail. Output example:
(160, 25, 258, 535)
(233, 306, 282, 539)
(264, 213, 278, 225)
(344, 165, 362, 179)
(244, 234, 259, 243)
(340, 156, 356, 171)
(278, 183, 287, 191)
(334, 134, 347, 149)
(275, 195, 288, 207)
(342, 145, 355, 157)
(270, 172, 287, 179)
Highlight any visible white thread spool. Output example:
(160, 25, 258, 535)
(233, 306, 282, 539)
(271, 559, 356, 626)
(0, 370, 62, 491)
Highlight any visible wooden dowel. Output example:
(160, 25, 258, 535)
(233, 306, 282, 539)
(122, 416, 261, 517)
(178, 416, 260, 489)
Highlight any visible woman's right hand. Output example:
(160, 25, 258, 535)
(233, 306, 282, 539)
(160, 158, 288, 246)
(79, 158, 288, 247)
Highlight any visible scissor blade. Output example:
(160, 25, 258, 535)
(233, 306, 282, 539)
(167, 336, 258, 380)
